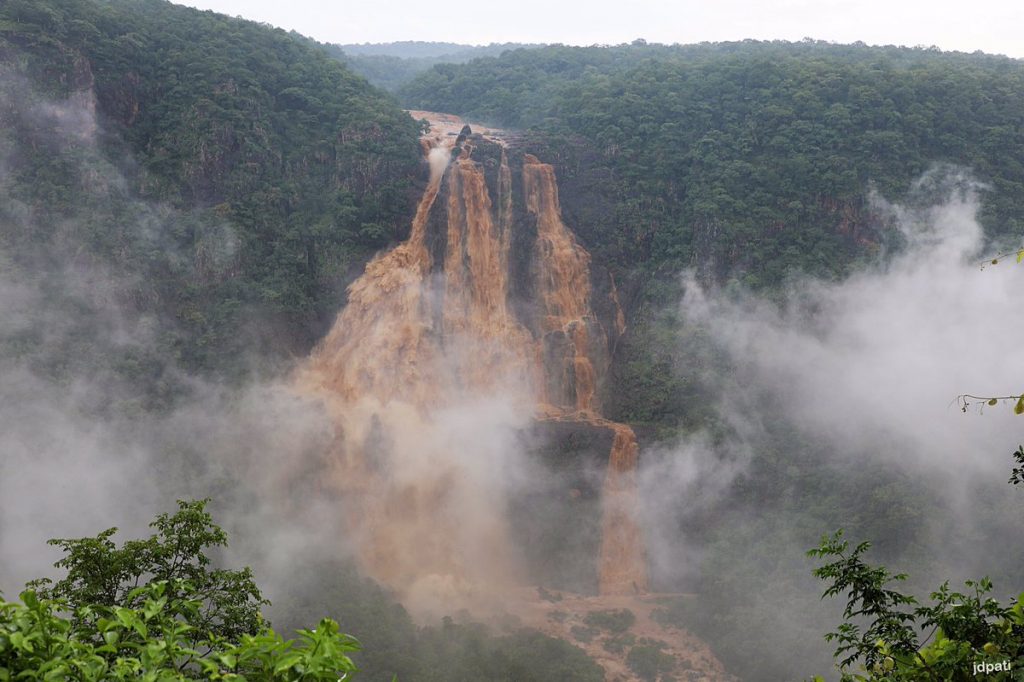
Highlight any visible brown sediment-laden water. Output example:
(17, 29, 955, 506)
(298, 113, 647, 618)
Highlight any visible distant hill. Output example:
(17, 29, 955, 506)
(321, 40, 543, 90)
(338, 40, 537, 60)
(338, 41, 479, 58)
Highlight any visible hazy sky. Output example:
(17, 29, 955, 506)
(174, 0, 1024, 58)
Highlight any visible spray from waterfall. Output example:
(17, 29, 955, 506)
(298, 118, 646, 617)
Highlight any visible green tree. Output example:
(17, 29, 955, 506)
(808, 447, 1024, 681)
(29, 500, 266, 648)
(0, 582, 360, 681)
(2, 500, 361, 680)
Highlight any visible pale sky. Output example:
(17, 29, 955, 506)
(174, 0, 1024, 58)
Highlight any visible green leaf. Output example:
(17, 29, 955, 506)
(126, 585, 148, 602)
(142, 597, 166, 621)
(115, 607, 135, 628)
(132, 618, 148, 638)
(273, 653, 304, 674)
(1015, 396, 1024, 415)
(988, 398, 998, 406)
(20, 591, 38, 609)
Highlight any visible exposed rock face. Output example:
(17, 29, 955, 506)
(299, 119, 647, 616)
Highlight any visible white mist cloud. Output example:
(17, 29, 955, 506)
(31, 90, 99, 146)
(631, 170, 1024, 679)
(638, 433, 750, 586)
(0, 367, 161, 590)
(637, 169, 1024, 593)
(683, 172, 1024, 485)
(0, 76, 157, 591)
(386, 395, 535, 619)
(0, 71, 337, 599)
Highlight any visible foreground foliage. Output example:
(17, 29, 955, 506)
(28, 500, 267, 646)
(0, 583, 359, 681)
(809, 531, 1024, 681)
(2, 500, 603, 682)
(0, 500, 360, 681)
(808, 448, 1024, 680)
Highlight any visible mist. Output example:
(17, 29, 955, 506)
(0, 72, 349, 602)
(634, 168, 1024, 679)
(0, 73, 597, 637)
(681, 170, 1024, 489)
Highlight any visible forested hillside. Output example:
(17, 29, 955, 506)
(0, 0, 422, 394)
(404, 41, 1024, 270)
(401, 41, 1024, 425)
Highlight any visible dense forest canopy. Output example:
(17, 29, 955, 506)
(0, 0, 422, 391)
(397, 41, 1024, 433)
(402, 41, 1024, 281)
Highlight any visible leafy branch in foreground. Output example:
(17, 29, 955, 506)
(1, 581, 360, 680)
(956, 394, 1024, 415)
(979, 249, 1024, 269)
(1, 500, 362, 681)
(807, 530, 919, 673)
(809, 530, 1024, 681)
(808, 446, 1024, 681)
(957, 249, 1024, 415)
(27, 499, 267, 648)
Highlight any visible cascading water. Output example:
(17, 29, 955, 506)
(298, 118, 647, 616)
(522, 153, 647, 595)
